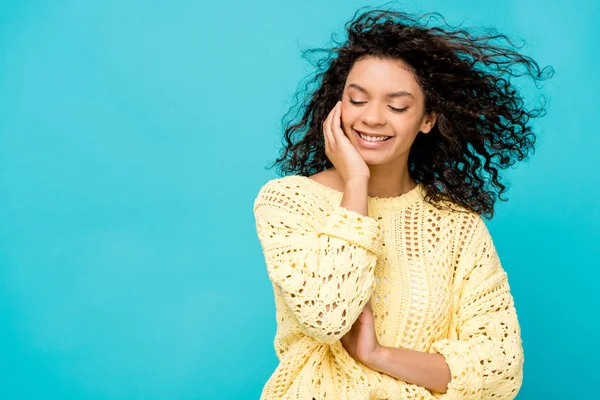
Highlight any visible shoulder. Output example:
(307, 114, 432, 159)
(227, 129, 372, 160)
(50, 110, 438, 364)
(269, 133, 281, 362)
(421, 193, 482, 224)
(254, 175, 312, 200)
(252, 175, 328, 217)
(442, 207, 494, 264)
(420, 198, 489, 248)
(254, 169, 342, 203)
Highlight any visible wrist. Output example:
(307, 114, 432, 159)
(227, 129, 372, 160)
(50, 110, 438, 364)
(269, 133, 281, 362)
(344, 176, 369, 188)
(364, 345, 390, 372)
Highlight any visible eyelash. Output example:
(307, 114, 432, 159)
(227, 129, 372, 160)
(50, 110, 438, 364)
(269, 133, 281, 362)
(348, 98, 408, 113)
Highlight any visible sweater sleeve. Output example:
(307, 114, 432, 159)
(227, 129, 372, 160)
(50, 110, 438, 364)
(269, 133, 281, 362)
(252, 178, 384, 344)
(428, 216, 524, 400)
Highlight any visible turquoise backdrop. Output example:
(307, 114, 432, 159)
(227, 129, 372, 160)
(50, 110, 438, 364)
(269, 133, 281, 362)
(0, 0, 597, 399)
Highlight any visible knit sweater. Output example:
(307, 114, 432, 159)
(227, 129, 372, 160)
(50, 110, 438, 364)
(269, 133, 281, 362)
(252, 175, 524, 400)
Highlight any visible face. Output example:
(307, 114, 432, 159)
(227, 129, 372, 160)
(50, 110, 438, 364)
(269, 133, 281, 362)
(340, 56, 437, 166)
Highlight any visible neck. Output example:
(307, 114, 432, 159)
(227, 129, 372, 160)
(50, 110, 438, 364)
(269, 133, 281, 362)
(367, 162, 416, 198)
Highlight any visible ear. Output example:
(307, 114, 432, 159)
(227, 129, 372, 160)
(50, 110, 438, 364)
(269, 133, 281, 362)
(420, 111, 438, 134)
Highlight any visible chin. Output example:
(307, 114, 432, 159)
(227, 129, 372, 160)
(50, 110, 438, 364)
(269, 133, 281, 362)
(359, 154, 389, 166)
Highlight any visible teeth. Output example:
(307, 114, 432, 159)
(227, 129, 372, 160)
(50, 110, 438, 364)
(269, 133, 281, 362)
(358, 133, 390, 142)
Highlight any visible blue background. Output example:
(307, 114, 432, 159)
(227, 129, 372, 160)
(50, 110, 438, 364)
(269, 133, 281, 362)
(0, 0, 597, 399)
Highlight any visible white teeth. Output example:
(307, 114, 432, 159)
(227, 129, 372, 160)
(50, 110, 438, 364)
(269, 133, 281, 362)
(358, 133, 390, 142)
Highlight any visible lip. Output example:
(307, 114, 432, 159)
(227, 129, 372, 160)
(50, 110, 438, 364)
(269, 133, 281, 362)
(353, 129, 394, 149)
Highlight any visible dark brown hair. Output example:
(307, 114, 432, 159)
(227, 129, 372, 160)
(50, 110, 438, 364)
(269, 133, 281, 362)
(267, 7, 554, 219)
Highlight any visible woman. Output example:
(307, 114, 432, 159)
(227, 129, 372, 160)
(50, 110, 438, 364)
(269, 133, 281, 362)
(252, 7, 552, 400)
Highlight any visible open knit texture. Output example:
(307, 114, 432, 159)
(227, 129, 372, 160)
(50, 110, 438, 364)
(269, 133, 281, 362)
(253, 175, 524, 400)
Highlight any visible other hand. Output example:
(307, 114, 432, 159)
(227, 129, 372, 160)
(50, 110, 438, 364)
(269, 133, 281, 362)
(340, 300, 382, 368)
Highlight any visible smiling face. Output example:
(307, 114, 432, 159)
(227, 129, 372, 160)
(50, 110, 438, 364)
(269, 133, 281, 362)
(340, 56, 437, 167)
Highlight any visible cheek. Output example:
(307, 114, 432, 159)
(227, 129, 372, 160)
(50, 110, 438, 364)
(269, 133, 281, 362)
(391, 114, 421, 134)
(340, 104, 358, 128)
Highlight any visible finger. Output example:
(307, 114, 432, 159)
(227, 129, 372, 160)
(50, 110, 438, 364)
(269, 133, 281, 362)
(335, 101, 348, 141)
(359, 307, 374, 324)
(329, 101, 343, 144)
(340, 328, 353, 347)
(323, 105, 336, 148)
(324, 125, 332, 155)
(360, 301, 373, 319)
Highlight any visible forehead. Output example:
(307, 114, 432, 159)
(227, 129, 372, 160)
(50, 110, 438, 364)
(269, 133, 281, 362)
(345, 56, 422, 97)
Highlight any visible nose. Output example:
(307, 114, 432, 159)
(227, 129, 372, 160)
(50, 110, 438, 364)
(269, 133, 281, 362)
(361, 102, 385, 126)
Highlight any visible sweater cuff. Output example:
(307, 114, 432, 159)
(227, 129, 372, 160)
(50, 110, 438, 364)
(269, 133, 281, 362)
(428, 339, 484, 400)
(316, 205, 384, 255)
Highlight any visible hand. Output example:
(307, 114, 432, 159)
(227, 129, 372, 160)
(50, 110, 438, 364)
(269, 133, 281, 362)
(340, 300, 383, 368)
(322, 101, 370, 184)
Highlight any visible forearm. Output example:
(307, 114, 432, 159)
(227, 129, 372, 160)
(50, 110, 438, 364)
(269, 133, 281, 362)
(369, 346, 452, 394)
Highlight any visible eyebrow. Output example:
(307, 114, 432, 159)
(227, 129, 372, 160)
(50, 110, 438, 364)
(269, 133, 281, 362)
(347, 83, 414, 99)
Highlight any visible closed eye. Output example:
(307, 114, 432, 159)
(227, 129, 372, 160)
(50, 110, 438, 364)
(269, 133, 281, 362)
(348, 98, 365, 106)
(348, 98, 408, 113)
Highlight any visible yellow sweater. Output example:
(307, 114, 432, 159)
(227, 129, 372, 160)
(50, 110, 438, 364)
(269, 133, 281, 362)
(252, 175, 524, 400)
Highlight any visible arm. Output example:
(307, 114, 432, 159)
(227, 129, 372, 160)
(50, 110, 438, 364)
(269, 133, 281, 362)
(363, 216, 523, 399)
(426, 216, 524, 399)
(253, 178, 382, 344)
(367, 346, 452, 394)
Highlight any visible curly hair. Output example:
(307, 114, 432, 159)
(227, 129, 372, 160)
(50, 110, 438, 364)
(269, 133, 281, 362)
(266, 7, 554, 219)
